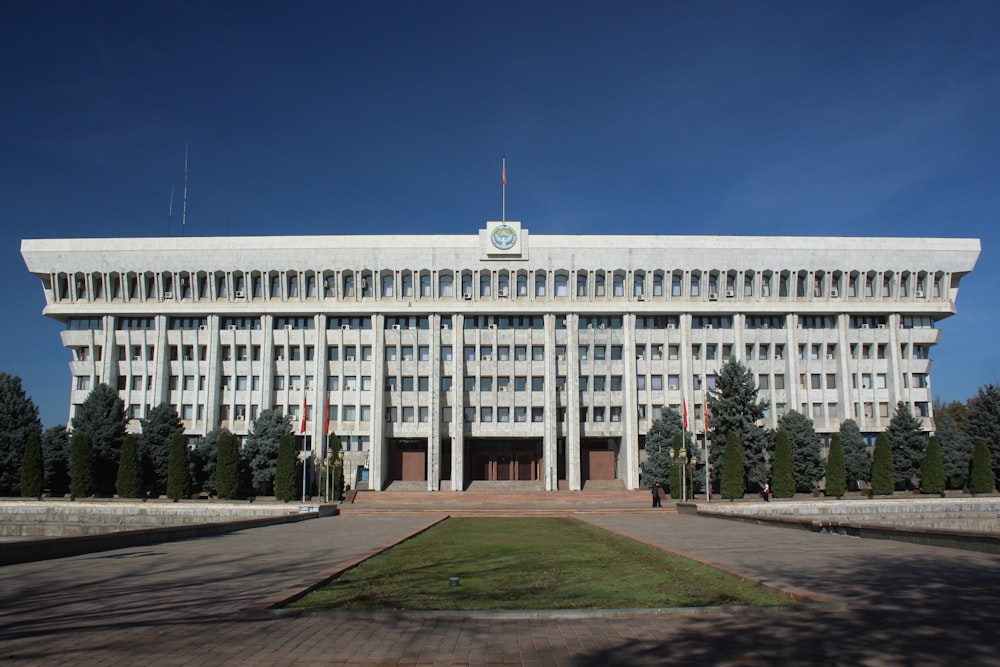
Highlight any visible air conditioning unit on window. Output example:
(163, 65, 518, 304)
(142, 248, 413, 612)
(199, 324, 207, 331)
(830, 287, 839, 298)
(488, 323, 497, 330)
(441, 322, 450, 329)
(666, 322, 675, 329)
(726, 289, 735, 298)
(761, 322, 769, 329)
(163, 291, 173, 299)
(878, 323, 887, 329)
(705, 323, 714, 329)
(346, 355, 355, 362)
(341, 323, 351, 330)
(463, 291, 473, 300)
(227, 325, 237, 331)
(709, 292, 719, 301)
(392, 324, 401, 330)
(284, 324, 292, 330)
(916, 290, 925, 298)
(498, 288, 508, 298)
(861, 323, 869, 329)
(235, 290, 245, 299)
(827, 354, 835, 360)
(637, 292, 645, 301)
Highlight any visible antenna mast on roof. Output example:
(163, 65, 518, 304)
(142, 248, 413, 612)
(501, 154, 507, 222)
(167, 185, 174, 236)
(181, 142, 189, 237)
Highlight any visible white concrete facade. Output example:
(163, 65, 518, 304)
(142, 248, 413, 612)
(21, 224, 981, 492)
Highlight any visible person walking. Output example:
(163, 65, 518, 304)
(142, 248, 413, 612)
(652, 482, 662, 508)
(762, 482, 771, 502)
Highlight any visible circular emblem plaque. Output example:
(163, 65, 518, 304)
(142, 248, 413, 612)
(491, 224, 517, 250)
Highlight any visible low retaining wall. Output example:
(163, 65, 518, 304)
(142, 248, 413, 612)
(0, 500, 340, 566)
(686, 498, 1000, 554)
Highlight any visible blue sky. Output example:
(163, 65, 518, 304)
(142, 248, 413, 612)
(3, 1, 998, 428)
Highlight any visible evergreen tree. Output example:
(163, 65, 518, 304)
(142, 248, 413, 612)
(934, 398, 970, 434)
(669, 433, 683, 500)
(69, 431, 94, 498)
(640, 409, 682, 491)
(215, 431, 240, 500)
(166, 432, 191, 501)
(720, 431, 745, 500)
(41, 425, 71, 496)
(840, 419, 870, 485)
(71, 383, 128, 495)
(871, 432, 895, 496)
(707, 360, 770, 490)
(20, 431, 44, 498)
(140, 403, 185, 495)
(885, 402, 927, 489)
(965, 384, 1000, 479)
(274, 433, 298, 502)
(190, 428, 224, 494)
(242, 408, 292, 495)
(772, 430, 795, 498)
(327, 432, 345, 501)
(0, 373, 43, 495)
(936, 412, 973, 489)
(777, 411, 824, 492)
(920, 435, 945, 495)
(116, 435, 142, 498)
(969, 439, 996, 495)
(825, 433, 846, 498)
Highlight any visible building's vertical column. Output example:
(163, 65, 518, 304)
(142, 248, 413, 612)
(451, 313, 465, 491)
(153, 314, 170, 409)
(543, 313, 558, 491)
(621, 312, 639, 489)
(886, 313, 906, 417)
(836, 312, 851, 428)
(370, 314, 386, 491)
(428, 313, 441, 490)
(203, 314, 221, 437)
(566, 313, 581, 490)
(316, 315, 329, 461)
(786, 314, 799, 414)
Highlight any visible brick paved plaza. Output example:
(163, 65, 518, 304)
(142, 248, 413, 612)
(2, 509, 999, 666)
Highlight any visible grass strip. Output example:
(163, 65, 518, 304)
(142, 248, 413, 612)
(291, 517, 795, 610)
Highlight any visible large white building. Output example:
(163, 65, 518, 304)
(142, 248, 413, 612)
(21, 222, 980, 492)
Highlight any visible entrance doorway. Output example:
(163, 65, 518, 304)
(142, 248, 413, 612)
(465, 439, 542, 482)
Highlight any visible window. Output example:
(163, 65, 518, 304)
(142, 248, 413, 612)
(532, 407, 544, 422)
(758, 374, 770, 390)
(532, 345, 544, 361)
(531, 376, 544, 391)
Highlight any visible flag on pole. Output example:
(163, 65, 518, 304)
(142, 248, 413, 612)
(300, 394, 307, 434)
(703, 400, 710, 433)
(682, 396, 689, 431)
(502, 155, 507, 187)
(323, 394, 330, 437)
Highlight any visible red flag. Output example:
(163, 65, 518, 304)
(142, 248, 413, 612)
(300, 394, 307, 434)
(703, 400, 710, 432)
(322, 394, 330, 437)
(682, 397, 689, 431)
(502, 155, 507, 187)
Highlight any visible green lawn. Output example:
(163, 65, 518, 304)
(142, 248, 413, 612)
(290, 517, 795, 610)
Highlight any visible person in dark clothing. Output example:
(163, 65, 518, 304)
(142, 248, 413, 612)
(652, 482, 662, 507)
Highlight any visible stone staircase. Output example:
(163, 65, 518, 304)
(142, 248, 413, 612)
(338, 485, 678, 516)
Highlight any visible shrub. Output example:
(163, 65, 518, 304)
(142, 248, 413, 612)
(970, 439, 996, 495)
(274, 433, 298, 502)
(920, 435, 945, 495)
(69, 432, 94, 498)
(166, 433, 190, 501)
(20, 431, 43, 498)
(825, 433, 846, 498)
(720, 432, 744, 500)
(216, 432, 240, 500)
(772, 430, 795, 498)
(116, 435, 142, 498)
(871, 433, 895, 496)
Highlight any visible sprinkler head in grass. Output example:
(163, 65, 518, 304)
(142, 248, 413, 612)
(449, 577, 460, 587)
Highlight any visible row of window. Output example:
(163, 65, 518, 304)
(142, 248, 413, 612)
(58, 267, 949, 305)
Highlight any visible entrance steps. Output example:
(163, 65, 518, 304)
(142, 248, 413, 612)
(339, 487, 678, 516)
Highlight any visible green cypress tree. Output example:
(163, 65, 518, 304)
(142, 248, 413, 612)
(274, 433, 298, 502)
(20, 431, 44, 498)
(69, 432, 94, 498)
(886, 402, 927, 489)
(970, 439, 996, 495)
(871, 432, 895, 496)
(216, 431, 240, 500)
(772, 430, 795, 498)
(840, 419, 870, 486)
(669, 432, 683, 500)
(116, 435, 142, 498)
(825, 433, 846, 498)
(936, 412, 972, 489)
(166, 433, 190, 501)
(720, 431, 745, 500)
(920, 435, 945, 495)
(777, 411, 824, 492)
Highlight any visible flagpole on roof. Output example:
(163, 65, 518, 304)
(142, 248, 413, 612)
(501, 154, 507, 222)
